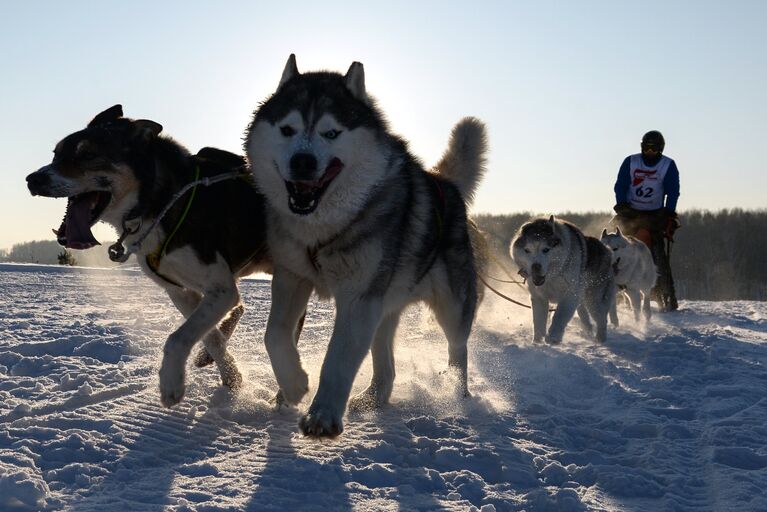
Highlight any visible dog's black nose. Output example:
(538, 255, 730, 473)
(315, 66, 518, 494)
(26, 171, 49, 194)
(289, 153, 318, 181)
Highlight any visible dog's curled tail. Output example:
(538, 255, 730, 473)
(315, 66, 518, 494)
(434, 117, 488, 206)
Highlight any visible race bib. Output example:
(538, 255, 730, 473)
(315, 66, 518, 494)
(628, 155, 670, 210)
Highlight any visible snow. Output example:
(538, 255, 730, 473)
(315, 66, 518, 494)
(1, 262, 766, 511)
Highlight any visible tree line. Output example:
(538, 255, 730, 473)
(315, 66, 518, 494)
(0, 240, 125, 268)
(2, 209, 765, 300)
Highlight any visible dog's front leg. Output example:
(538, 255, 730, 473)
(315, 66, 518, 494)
(576, 303, 594, 336)
(165, 287, 242, 389)
(300, 296, 383, 437)
(531, 293, 549, 343)
(642, 292, 652, 321)
(264, 268, 313, 406)
(546, 295, 579, 344)
(609, 291, 619, 327)
(159, 280, 239, 407)
(626, 287, 643, 322)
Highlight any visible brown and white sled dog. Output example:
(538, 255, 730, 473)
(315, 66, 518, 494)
(511, 216, 616, 344)
(601, 227, 657, 322)
(26, 105, 272, 407)
(245, 55, 488, 437)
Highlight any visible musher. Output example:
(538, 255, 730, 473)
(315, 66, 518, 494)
(612, 130, 680, 311)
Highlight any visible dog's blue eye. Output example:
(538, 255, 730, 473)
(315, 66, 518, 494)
(280, 125, 296, 137)
(322, 129, 341, 140)
(542, 248, 550, 254)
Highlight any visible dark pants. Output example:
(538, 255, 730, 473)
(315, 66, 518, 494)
(612, 209, 678, 312)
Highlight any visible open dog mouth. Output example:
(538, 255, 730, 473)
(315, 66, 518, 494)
(285, 157, 344, 215)
(53, 191, 112, 249)
(532, 274, 546, 286)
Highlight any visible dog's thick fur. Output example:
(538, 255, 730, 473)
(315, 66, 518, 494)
(26, 105, 272, 406)
(511, 216, 616, 344)
(601, 227, 657, 322)
(245, 55, 488, 437)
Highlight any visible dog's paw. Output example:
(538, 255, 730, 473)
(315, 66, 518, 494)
(544, 334, 562, 345)
(270, 389, 288, 408)
(277, 370, 310, 406)
(193, 347, 215, 368)
(348, 388, 386, 413)
(271, 389, 303, 410)
(159, 359, 186, 408)
(299, 407, 343, 438)
(217, 353, 243, 390)
(221, 366, 243, 390)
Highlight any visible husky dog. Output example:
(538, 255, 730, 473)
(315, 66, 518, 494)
(601, 227, 657, 322)
(26, 105, 273, 407)
(245, 55, 487, 437)
(511, 216, 616, 344)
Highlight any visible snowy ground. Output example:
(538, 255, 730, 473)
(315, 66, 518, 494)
(1, 263, 766, 511)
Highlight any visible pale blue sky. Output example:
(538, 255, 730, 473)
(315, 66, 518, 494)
(2, 0, 765, 249)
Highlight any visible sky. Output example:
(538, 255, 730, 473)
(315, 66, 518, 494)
(1, 0, 765, 250)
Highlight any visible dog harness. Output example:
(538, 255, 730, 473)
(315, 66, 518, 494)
(145, 165, 201, 285)
(108, 164, 249, 286)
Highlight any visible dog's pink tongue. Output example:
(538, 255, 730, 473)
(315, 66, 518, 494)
(320, 158, 344, 186)
(64, 198, 100, 249)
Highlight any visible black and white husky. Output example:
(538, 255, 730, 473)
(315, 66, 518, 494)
(26, 105, 272, 407)
(245, 55, 488, 437)
(511, 216, 616, 344)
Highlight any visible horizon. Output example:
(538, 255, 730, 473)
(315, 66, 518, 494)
(3, 206, 767, 252)
(2, 1, 766, 249)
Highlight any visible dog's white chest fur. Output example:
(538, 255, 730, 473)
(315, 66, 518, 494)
(268, 217, 382, 298)
(530, 273, 580, 302)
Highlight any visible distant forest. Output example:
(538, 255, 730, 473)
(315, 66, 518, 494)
(0, 240, 126, 268)
(473, 209, 767, 301)
(2, 209, 765, 300)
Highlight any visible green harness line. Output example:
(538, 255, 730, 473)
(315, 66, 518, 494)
(146, 165, 201, 277)
(107, 161, 249, 288)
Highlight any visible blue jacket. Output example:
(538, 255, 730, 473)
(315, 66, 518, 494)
(614, 155, 680, 212)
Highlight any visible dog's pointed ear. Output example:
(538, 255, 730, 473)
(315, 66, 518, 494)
(278, 54, 299, 89)
(548, 215, 555, 226)
(88, 105, 123, 127)
(616, 226, 622, 236)
(601, 228, 608, 238)
(344, 61, 368, 103)
(132, 119, 163, 140)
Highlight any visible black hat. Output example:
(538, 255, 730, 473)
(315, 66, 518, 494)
(641, 130, 665, 152)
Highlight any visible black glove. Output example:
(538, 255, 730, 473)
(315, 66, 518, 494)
(664, 209, 680, 240)
(613, 203, 634, 217)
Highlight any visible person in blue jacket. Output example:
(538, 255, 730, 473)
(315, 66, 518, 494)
(612, 130, 680, 311)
